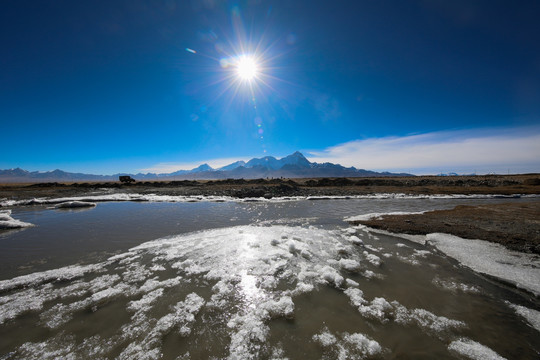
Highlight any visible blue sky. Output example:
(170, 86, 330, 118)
(1, 0, 539, 175)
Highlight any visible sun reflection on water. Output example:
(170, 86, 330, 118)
(237, 233, 269, 308)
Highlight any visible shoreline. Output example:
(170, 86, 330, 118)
(348, 201, 540, 255)
(361, 227, 540, 297)
(2, 175, 539, 256)
(1, 174, 539, 201)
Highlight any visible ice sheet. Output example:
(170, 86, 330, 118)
(426, 233, 540, 296)
(1, 222, 536, 358)
(0, 225, 371, 359)
(358, 227, 540, 296)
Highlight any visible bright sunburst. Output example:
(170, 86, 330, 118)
(184, 5, 285, 110)
(236, 55, 258, 81)
(183, 5, 290, 156)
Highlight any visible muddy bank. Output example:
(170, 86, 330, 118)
(1, 174, 539, 201)
(349, 201, 540, 255)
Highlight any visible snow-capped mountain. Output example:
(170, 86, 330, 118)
(168, 163, 214, 176)
(0, 152, 412, 182)
(241, 151, 312, 171)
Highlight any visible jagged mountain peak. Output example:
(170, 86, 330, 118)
(192, 163, 213, 172)
(280, 151, 311, 167)
(219, 161, 246, 171)
(0, 151, 412, 182)
(245, 155, 280, 169)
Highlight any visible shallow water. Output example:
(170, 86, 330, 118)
(0, 197, 539, 359)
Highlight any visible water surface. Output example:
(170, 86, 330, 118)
(0, 197, 538, 359)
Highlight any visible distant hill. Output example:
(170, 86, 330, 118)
(0, 152, 413, 182)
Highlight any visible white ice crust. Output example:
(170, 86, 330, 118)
(356, 225, 540, 296)
(343, 288, 465, 337)
(448, 338, 507, 360)
(313, 328, 383, 359)
(425, 233, 540, 296)
(432, 276, 481, 294)
(55, 201, 97, 208)
(345, 211, 426, 222)
(1, 225, 378, 359)
(1, 193, 535, 208)
(0, 223, 536, 359)
(506, 302, 540, 333)
(0, 209, 34, 229)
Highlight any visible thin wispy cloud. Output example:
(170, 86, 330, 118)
(307, 127, 540, 174)
(141, 127, 540, 175)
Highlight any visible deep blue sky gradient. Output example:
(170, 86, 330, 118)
(1, 1, 539, 173)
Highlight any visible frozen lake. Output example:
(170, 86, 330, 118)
(0, 196, 539, 359)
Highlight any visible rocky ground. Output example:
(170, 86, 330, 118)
(1, 174, 539, 200)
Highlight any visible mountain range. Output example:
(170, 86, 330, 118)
(0, 152, 412, 183)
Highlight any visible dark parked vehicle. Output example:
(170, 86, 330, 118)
(119, 175, 135, 183)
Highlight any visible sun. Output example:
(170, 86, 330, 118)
(236, 55, 258, 81)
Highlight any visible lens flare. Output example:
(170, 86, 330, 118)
(236, 55, 258, 81)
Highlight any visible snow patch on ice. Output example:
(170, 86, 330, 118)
(0, 209, 12, 221)
(363, 252, 382, 267)
(118, 292, 205, 359)
(364, 227, 427, 245)
(0, 209, 34, 229)
(432, 276, 481, 294)
(394, 305, 466, 335)
(227, 295, 295, 359)
(448, 338, 507, 360)
(361, 229, 540, 296)
(364, 244, 380, 253)
(0, 263, 103, 293)
(506, 302, 540, 333)
(291, 281, 314, 295)
(348, 235, 364, 246)
(55, 201, 96, 208)
(359, 297, 394, 323)
(362, 270, 381, 279)
(396, 248, 433, 267)
(426, 233, 540, 296)
(344, 290, 466, 337)
(343, 288, 366, 307)
(127, 288, 165, 313)
(320, 266, 344, 288)
(16, 333, 79, 360)
(313, 328, 383, 359)
(414, 249, 431, 257)
(313, 329, 337, 347)
(339, 259, 361, 273)
(345, 211, 426, 222)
